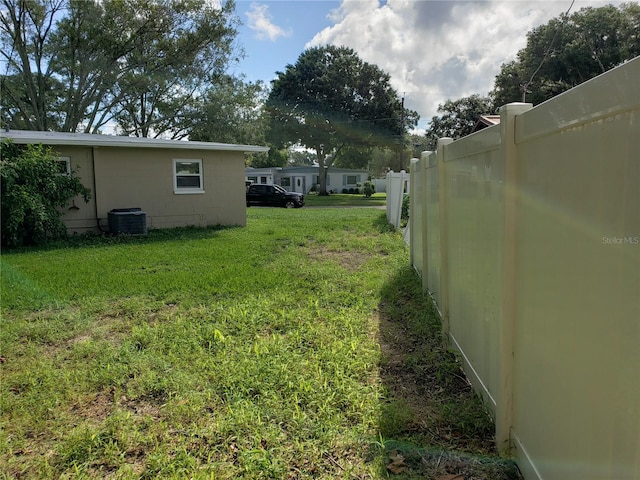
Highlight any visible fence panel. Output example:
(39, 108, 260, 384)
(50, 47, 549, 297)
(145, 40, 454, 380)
(423, 152, 442, 305)
(510, 59, 640, 480)
(441, 125, 504, 413)
(410, 159, 424, 277)
(386, 171, 410, 229)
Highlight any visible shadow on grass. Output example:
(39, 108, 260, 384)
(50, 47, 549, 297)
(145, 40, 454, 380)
(373, 265, 522, 480)
(2, 224, 236, 253)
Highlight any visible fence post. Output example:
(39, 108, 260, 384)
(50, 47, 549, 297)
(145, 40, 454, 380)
(437, 138, 453, 343)
(395, 171, 406, 229)
(421, 152, 432, 293)
(409, 159, 419, 267)
(496, 102, 532, 453)
(385, 172, 396, 226)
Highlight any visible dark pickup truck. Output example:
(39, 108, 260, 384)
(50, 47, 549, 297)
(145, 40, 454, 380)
(246, 183, 305, 208)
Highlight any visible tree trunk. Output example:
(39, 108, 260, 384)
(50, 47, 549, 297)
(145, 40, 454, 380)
(318, 160, 328, 195)
(316, 149, 333, 195)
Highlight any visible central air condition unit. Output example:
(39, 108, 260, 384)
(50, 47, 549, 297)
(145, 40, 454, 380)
(108, 208, 147, 235)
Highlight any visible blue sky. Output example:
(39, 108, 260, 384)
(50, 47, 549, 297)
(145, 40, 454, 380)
(231, 0, 625, 132)
(233, 1, 342, 83)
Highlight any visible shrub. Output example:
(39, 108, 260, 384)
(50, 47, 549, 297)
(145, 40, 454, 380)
(401, 194, 410, 227)
(363, 181, 375, 197)
(342, 188, 348, 194)
(1, 140, 91, 248)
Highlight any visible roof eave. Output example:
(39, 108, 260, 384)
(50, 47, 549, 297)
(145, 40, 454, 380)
(0, 130, 269, 153)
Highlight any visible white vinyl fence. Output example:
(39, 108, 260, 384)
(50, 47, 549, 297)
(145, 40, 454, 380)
(385, 171, 409, 229)
(394, 57, 640, 480)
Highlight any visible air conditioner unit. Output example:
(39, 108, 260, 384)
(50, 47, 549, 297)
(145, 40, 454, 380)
(108, 208, 147, 235)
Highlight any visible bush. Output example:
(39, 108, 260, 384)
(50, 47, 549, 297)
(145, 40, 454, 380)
(363, 181, 375, 197)
(401, 194, 410, 227)
(1, 140, 91, 248)
(342, 188, 348, 194)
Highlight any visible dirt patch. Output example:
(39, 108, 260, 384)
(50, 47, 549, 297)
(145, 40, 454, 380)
(307, 246, 371, 270)
(68, 389, 116, 425)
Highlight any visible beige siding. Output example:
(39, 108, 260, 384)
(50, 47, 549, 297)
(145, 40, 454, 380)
(54, 146, 97, 233)
(48, 146, 246, 233)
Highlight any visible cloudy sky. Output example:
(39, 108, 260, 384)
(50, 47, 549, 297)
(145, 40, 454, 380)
(233, 0, 623, 131)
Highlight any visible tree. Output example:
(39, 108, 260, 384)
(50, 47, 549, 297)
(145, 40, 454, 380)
(288, 149, 318, 166)
(424, 95, 495, 150)
(1, 0, 241, 135)
(1, 0, 68, 131)
(249, 147, 287, 169)
(265, 45, 418, 195)
(368, 147, 398, 178)
(332, 145, 374, 170)
(407, 133, 430, 160)
(492, 3, 640, 108)
(188, 76, 267, 145)
(111, 0, 240, 138)
(189, 75, 270, 166)
(1, 140, 91, 247)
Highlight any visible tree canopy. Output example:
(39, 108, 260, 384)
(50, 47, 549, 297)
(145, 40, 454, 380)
(492, 3, 640, 107)
(424, 95, 495, 150)
(265, 45, 418, 194)
(424, 3, 639, 148)
(1, 0, 242, 137)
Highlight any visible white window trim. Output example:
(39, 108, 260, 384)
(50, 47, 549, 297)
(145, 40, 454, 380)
(56, 156, 71, 176)
(173, 159, 204, 194)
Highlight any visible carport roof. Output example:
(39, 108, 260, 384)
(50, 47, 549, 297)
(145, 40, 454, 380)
(0, 129, 269, 153)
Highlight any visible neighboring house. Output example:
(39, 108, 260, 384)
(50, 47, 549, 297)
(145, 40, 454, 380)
(1, 130, 268, 233)
(471, 114, 500, 133)
(245, 165, 370, 194)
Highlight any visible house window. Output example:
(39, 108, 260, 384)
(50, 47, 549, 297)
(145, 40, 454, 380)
(344, 174, 359, 185)
(247, 176, 258, 183)
(281, 177, 291, 187)
(313, 174, 330, 186)
(174, 159, 204, 194)
(56, 157, 71, 175)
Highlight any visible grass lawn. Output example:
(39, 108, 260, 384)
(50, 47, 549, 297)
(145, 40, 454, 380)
(0, 208, 520, 479)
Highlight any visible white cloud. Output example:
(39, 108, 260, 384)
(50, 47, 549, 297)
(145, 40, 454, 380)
(246, 2, 292, 41)
(307, 0, 624, 128)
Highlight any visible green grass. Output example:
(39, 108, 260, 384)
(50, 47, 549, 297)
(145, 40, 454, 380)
(0, 208, 520, 479)
(303, 192, 387, 207)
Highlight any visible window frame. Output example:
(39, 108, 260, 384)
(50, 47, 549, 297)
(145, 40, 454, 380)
(173, 159, 204, 194)
(344, 174, 359, 185)
(56, 157, 71, 176)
